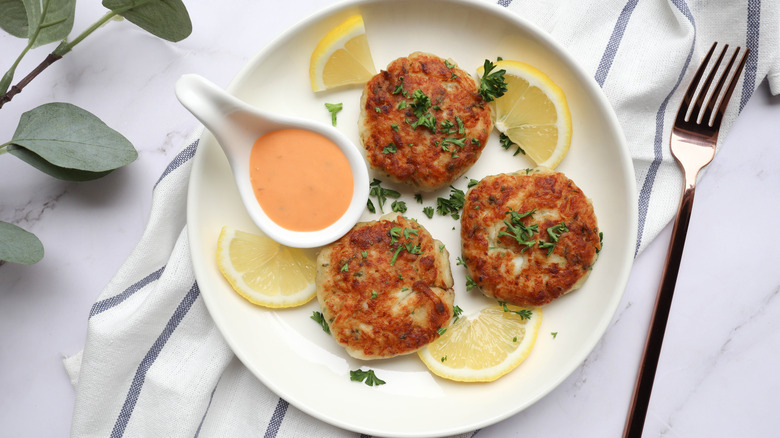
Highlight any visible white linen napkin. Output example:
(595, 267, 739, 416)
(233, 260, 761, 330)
(65, 0, 780, 437)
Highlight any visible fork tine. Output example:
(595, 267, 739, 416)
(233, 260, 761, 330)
(708, 46, 750, 129)
(675, 43, 717, 126)
(690, 43, 728, 123)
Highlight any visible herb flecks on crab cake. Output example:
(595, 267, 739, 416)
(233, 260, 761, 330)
(461, 168, 601, 307)
(358, 52, 492, 191)
(315, 214, 454, 360)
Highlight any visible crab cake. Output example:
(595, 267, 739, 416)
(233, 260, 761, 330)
(358, 52, 492, 191)
(461, 168, 601, 307)
(316, 214, 454, 360)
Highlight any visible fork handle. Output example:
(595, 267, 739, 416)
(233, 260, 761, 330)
(623, 179, 698, 437)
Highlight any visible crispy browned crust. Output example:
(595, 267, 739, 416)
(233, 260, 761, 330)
(358, 52, 492, 191)
(316, 214, 454, 359)
(461, 169, 601, 306)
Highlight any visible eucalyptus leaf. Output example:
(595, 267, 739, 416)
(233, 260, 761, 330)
(32, 0, 76, 48)
(7, 145, 113, 181)
(0, 0, 29, 38)
(0, 221, 44, 265)
(9, 102, 137, 173)
(102, 0, 192, 42)
(5, 0, 76, 47)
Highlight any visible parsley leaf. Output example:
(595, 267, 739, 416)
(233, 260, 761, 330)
(369, 179, 401, 213)
(499, 132, 526, 155)
(311, 311, 331, 334)
(350, 369, 386, 386)
(324, 102, 342, 126)
(391, 200, 407, 213)
(498, 208, 538, 252)
(436, 186, 466, 219)
(499, 302, 533, 320)
(383, 143, 397, 154)
(478, 59, 508, 102)
(422, 206, 434, 218)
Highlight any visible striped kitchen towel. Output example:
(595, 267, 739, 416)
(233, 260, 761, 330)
(65, 0, 779, 437)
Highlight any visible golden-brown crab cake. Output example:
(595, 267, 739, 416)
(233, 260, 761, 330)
(461, 168, 601, 307)
(358, 52, 492, 191)
(316, 214, 454, 360)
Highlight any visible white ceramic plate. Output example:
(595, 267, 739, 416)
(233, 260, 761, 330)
(187, 0, 637, 436)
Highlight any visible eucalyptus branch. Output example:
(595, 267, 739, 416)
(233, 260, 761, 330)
(0, 10, 119, 109)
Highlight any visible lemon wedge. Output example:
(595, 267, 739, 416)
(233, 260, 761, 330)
(418, 304, 542, 382)
(216, 227, 316, 308)
(480, 60, 572, 169)
(309, 14, 377, 92)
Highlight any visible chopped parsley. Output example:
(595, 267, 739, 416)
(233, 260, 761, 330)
(382, 143, 397, 154)
(368, 179, 401, 213)
(436, 186, 466, 219)
(453, 305, 464, 321)
(551, 332, 558, 339)
(539, 222, 569, 255)
(324, 102, 342, 126)
(422, 206, 434, 218)
(350, 369, 386, 386)
(499, 301, 533, 319)
(465, 274, 477, 291)
(414, 193, 423, 203)
(478, 59, 508, 102)
(466, 178, 479, 188)
(310, 311, 331, 334)
(499, 132, 526, 156)
(498, 209, 538, 252)
(391, 200, 407, 213)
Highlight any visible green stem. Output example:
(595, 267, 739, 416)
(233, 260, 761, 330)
(1, 0, 52, 95)
(0, 142, 11, 155)
(53, 10, 119, 56)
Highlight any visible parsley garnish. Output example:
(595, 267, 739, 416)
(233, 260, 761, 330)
(437, 327, 447, 335)
(441, 137, 466, 148)
(440, 119, 456, 134)
(436, 186, 466, 219)
(453, 305, 464, 321)
(414, 193, 423, 204)
(467, 178, 479, 188)
(382, 143, 397, 154)
(498, 209, 538, 252)
(391, 124, 400, 132)
(391, 200, 407, 213)
(350, 369, 386, 386)
(371, 290, 378, 299)
(397, 100, 408, 109)
(340, 261, 349, 272)
(478, 59, 508, 102)
(551, 332, 558, 339)
(499, 132, 525, 156)
(499, 301, 533, 319)
(465, 274, 478, 291)
(369, 179, 401, 213)
(423, 206, 434, 218)
(324, 102, 342, 126)
(539, 222, 569, 255)
(596, 231, 604, 253)
(311, 311, 331, 334)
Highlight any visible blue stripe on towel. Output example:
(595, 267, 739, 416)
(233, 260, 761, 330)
(634, 0, 695, 255)
(194, 382, 219, 437)
(741, 0, 760, 110)
(154, 139, 199, 188)
(110, 283, 201, 438)
(263, 398, 289, 438)
(90, 266, 165, 318)
(594, 0, 640, 87)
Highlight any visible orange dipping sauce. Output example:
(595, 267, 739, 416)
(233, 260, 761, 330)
(249, 129, 354, 232)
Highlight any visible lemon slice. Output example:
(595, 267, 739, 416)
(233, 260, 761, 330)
(480, 60, 572, 169)
(216, 227, 316, 308)
(309, 14, 377, 92)
(418, 304, 542, 382)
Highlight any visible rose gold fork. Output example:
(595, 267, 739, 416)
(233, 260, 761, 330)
(622, 42, 749, 437)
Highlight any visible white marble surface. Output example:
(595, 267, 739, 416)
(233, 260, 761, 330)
(1, 1, 779, 437)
